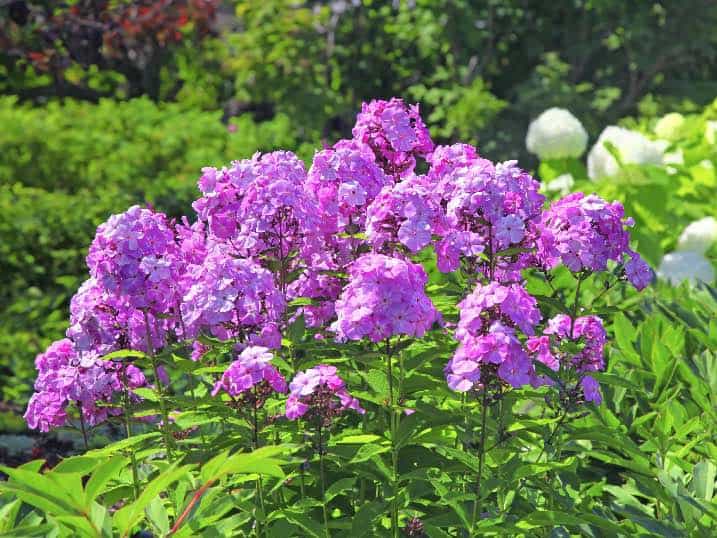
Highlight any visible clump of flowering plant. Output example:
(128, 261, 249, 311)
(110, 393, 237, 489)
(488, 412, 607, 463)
(17, 97, 655, 538)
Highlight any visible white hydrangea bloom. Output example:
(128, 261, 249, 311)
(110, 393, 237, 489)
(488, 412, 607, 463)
(587, 126, 665, 180)
(705, 121, 717, 145)
(541, 173, 574, 196)
(526, 108, 588, 160)
(657, 251, 715, 286)
(676, 217, 717, 254)
(662, 147, 684, 175)
(654, 113, 685, 141)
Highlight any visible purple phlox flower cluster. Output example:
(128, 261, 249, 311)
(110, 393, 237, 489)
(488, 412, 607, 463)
(67, 278, 168, 355)
(231, 151, 321, 261)
(180, 246, 285, 345)
(526, 314, 607, 404)
(306, 140, 390, 234)
(288, 271, 344, 328)
(624, 252, 654, 291)
(446, 283, 542, 391)
(352, 98, 433, 177)
(331, 254, 439, 343)
(365, 176, 447, 253)
(537, 192, 652, 290)
(427, 143, 489, 202)
(436, 160, 544, 274)
(211, 347, 287, 408)
(428, 143, 479, 174)
(455, 282, 541, 337)
(446, 321, 535, 391)
(191, 341, 210, 361)
(86, 205, 182, 314)
(285, 364, 364, 421)
(175, 216, 208, 266)
(192, 159, 258, 240)
(24, 339, 147, 432)
(192, 151, 320, 263)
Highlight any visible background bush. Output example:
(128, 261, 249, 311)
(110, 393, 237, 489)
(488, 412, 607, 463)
(0, 96, 314, 402)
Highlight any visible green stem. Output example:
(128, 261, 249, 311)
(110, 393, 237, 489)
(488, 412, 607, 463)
(386, 341, 399, 538)
(535, 412, 567, 464)
(470, 388, 489, 534)
(78, 404, 89, 451)
(121, 367, 140, 501)
(189, 377, 209, 459)
(569, 275, 583, 338)
(143, 310, 174, 462)
(318, 423, 330, 538)
(251, 391, 267, 538)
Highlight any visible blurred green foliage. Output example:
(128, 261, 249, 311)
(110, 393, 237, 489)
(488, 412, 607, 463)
(224, 0, 717, 162)
(0, 96, 313, 402)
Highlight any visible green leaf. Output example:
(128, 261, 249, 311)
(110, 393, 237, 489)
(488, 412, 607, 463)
(200, 446, 288, 482)
(131, 387, 159, 401)
(691, 460, 716, 500)
(0, 466, 82, 514)
(349, 443, 390, 464)
(145, 496, 170, 536)
(114, 465, 191, 537)
(334, 434, 383, 445)
(324, 477, 356, 502)
(278, 509, 324, 537)
(85, 456, 128, 503)
(100, 350, 148, 361)
(86, 432, 161, 456)
(350, 500, 386, 537)
(0, 524, 56, 537)
(364, 369, 389, 398)
(0, 499, 21, 532)
(52, 456, 100, 475)
(518, 510, 624, 534)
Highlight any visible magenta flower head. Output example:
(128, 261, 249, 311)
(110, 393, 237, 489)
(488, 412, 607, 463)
(192, 159, 258, 241)
(527, 314, 607, 405)
(232, 151, 321, 261)
(306, 139, 390, 234)
(212, 346, 287, 408)
(330, 254, 440, 343)
(181, 246, 285, 344)
(24, 339, 147, 432)
(365, 176, 447, 254)
(436, 160, 545, 275)
(455, 282, 542, 338)
(67, 278, 169, 356)
(285, 365, 364, 423)
(427, 143, 481, 182)
(352, 98, 433, 177)
(537, 192, 651, 290)
(446, 283, 542, 391)
(86, 205, 181, 314)
(288, 270, 343, 329)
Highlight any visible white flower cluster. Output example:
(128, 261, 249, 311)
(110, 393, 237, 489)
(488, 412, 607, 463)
(653, 113, 685, 141)
(705, 121, 717, 145)
(657, 252, 715, 286)
(526, 108, 588, 160)
(541, 173, 574, 196)
(657, 217, 717, 285)
(587, 126, 664, 180)
(676, 217, 717, 253)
